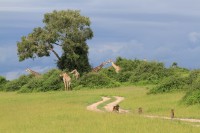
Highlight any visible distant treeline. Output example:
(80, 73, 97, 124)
(0, 57, 200, 105)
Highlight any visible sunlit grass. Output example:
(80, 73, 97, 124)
(0, 86, 200, 133)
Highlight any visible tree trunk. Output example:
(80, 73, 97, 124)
(50, 48, 61, 60)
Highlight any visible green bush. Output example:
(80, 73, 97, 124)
(101, 57, 170, 84)
(76, 72, 120, 89)
(4, 75, 32, 91)
(168, 67, 189, 77)
(137, 61, 168, 78)
(0, 76, 7, 91)
(100, 68, 133, 83)
(18, 77, 44, 92)
(127, 61, 169, 84)
(0, 76, 7, 84)
(149, 75, 187, 94)
(182, 90, 200, 105)
(99, 68, 118, 80)
(18, 69, 63, 93)
(115, 57, 141, 72)
(42, 69, 63, 91)
(129, 73, 159, 84)
(185, 70, 200, 85)
(116, 71, 134, 82)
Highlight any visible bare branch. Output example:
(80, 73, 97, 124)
(49, 48, 61, 60)
(54, 42, 62, 46)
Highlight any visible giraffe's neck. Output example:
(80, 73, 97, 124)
(70, 69, 80, 79)
(71, 69, 77, 74)
(111, 62, 118, 68)
(100, 61, 110, 67)
(111, 62, 121, 73)
(26, 69, 40, 76)
(92, 60, 111, 72)
(63, 73, 71, 81)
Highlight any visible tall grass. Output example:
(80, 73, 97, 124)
(0, 86, 199, 133)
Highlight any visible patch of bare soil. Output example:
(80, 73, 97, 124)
(86, 97, 111, 112)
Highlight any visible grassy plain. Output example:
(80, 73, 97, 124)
(0, 86, 200, 133)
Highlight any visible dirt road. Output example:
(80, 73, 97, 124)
(87, 97, 111, 112)
(104, 96, 129, 113)
(86, 96, 200, 124)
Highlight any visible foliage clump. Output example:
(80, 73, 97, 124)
(3, 75, 32, 91)
(148, 75, 187, 94)
(181, 70, 200, 105)
(18, 69, 63, 93)
(102, 57, 170, 84)
(182, 90, 200, 105)
(75, 72, 120, 89)
(148, 68, 200, 105)
(0, 76, 7, 91)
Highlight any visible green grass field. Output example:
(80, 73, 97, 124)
(0, 86, 200, 133)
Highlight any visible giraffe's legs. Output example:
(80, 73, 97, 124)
(67, 81, 70, 91)
(64, 80, 67, 91)
(66, 82, 68, 91)
(68, 81, 71, 91)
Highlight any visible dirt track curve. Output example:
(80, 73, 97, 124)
(87, 97, 111, 112)
(87, 96, 129, 113)
(104, 96, 129, 113)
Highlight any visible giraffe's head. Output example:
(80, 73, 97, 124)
(107, 59, 113, 63)
(25, 68, 30, 72)
(60, 73, 64, 77)
(70, 69, 77, 74)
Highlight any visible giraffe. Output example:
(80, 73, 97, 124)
(92, 60, 111, 72)
(110, 60, 121, 73)
(70, 69, 80, 80)
(25, 68, 41, 77)
(60, 72, 71, 91)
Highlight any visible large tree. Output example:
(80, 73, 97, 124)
(17, 10, 93, 73)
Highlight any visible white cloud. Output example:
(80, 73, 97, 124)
(189, 32, 200, 43)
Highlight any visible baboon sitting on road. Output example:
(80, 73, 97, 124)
(171, 109, 175, 119)
(113, 105, 120, 112)
(138, 107, 143, 114)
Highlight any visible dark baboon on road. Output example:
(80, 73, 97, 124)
(138, 107, 143, 114)
(113, 105, 120, 112)
(171, 109, 175, 119)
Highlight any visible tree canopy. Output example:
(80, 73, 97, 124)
(17, 10, 93, 73)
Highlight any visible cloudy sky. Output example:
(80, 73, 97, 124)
(1, 0, 200, 80)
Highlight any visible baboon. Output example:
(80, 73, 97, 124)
(113, 104, 120, 112)
(171, 109, 175, 119)
(138, 107, 143, 114)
